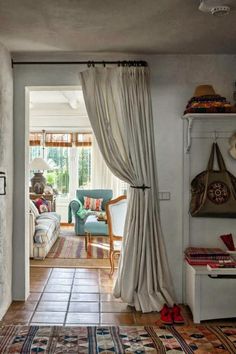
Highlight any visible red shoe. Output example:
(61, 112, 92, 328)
(160, 304, 173, 325)
(173, 304, 185, 324)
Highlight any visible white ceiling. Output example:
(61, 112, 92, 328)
(29, 90, 90, 131)
(1, 0, 236, 55)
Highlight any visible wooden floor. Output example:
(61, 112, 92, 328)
(1, 267, 236, 326)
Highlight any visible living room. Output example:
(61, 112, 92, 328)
(28, 87, 125, 266)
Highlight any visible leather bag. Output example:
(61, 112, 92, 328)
(190, 142, 236, 217)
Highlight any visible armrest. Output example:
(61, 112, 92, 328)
(29, 212, 36, 258)
(68, 199, 83, 223)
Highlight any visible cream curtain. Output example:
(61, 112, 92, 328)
(91, 135, 124, 197)
(80, 66, 175, 312)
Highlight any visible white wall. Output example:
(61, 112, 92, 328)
(0, 44, 13, 319)
(13, 55, 236, 304)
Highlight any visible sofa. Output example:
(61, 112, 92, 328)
(68, 189, 113, 235)
(29, 200, 61, 259)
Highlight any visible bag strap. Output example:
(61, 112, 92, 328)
(215, 142, 227, 171)
(207, 143, 215, 170)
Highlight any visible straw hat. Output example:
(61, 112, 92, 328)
(228, 132, 236, 159)
(194, 85, 217, 97)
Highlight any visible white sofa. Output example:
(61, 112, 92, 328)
(29, 200, 61, 259)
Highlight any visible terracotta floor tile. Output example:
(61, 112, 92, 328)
(8, 301, 37, 312)
(30, 275, 51, 282)
(37, 301, 68, 312)
(31, 311, 66, 324)
(100, 286, 113, 293)
(47, 278, 73, 285)
(66, 312, 99, 324)
(73, 278, 98, 286)
(70, 293, 100, 302)
(52, 268, 75, 273)
(74, 272, 98, 280)
(2, 310, 33, 324)
(30, 284, 45, 292)
(72, 285, 99, 293)
(30, 322, 64, 326)
(76, 269, 98, 274)
(134, 312, 160, 325)
(68, 302, 99, 313)
(100, 313, 135, 325)
(41, 292, 70, 302)
(44, 284, 72, 293)
(101, 302, 132, 313)
(27, 292, 41, 302)
(50, 272, 74, 279)
(30, 268, 51, 276)
(100, 293, 122, 302)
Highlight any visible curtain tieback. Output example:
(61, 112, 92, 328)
(130, 184, 151, 191)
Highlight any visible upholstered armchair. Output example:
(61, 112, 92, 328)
(68, 189, 113, 235)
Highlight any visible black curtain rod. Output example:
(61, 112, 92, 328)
(11, 59, 147, 68)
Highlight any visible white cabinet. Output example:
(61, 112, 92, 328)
(185, 261, 236, 323)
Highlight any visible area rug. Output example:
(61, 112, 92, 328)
(0, 325, 236, 353)
(47, 229, 109, 259)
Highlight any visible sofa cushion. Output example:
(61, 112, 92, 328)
(37, 212, 61, 224)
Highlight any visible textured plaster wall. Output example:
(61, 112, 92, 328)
(13, 54, 236, 304)
(0, 43, 13, 319)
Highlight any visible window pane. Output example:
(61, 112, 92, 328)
(78, 147, 91, 188)
(45, 147, 69, 197)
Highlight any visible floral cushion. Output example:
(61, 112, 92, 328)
(34, 197, 51, 213)
(83, 196, 103, 211)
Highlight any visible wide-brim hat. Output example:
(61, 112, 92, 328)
(194, 85, 217, 97)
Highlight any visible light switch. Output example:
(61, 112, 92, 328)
(158, 191, 171, 200)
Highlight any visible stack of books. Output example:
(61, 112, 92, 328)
(184, 247, 233, 266)
(207, 262, 236, 271)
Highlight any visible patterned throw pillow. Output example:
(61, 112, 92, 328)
(83, 196, 103, 211)
(34, 197, 51, 213)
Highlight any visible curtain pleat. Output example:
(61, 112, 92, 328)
(80, 66, 175, 312)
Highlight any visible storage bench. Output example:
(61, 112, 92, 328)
(185, 261, 236, 323)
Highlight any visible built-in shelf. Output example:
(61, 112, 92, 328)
(182, 113, 236, 152)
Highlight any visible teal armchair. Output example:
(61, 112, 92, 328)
(68, 189, 113, 235)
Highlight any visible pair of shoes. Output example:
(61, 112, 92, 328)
(160, 304, 185, 325)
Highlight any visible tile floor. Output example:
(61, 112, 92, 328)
(1, 267, 236, 326)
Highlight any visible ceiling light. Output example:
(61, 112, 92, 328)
(199, 0, 231, 16)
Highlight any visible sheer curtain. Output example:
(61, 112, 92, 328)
(80, 66, 175, 312)
(91, 135, 124, 197)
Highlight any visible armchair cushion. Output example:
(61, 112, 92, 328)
(68, 189, 113, 235)
(83, 196, 103, 211)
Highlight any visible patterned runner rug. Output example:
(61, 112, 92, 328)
(0, 325, 235, 353)
(47, 228, 109, 259)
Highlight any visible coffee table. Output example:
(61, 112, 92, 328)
(84, 215, 108, 251)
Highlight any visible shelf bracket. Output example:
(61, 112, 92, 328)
(186, 117, 194, 153)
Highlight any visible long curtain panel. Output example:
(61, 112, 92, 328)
(80, 66, 175, 312)
(91, 135, 124, 197)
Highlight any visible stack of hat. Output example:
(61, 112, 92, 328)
(184, 85, 236, 114)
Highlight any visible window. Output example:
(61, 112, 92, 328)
(29, 132, 92, 199)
